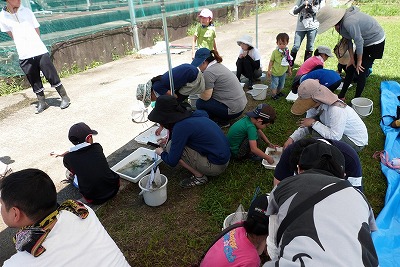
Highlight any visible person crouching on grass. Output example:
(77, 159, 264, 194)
(148, 95, 230, 188)
(227, 103, 278, 163)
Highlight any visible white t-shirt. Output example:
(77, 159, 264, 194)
(0, 6, 48, 59)
(3, 205, 130, 267)
(238, 46, 262, 69)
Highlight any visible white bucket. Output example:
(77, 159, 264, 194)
(351, 97, 373, 118)
(251, 84, 268, 100)
(188, 94, 199, 109)
(222, 212, 248, 229)
(138, 174, 168, 207)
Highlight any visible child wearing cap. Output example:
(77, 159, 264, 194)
(192, 8, 217, 59)
(296, 45, 333, 77)
(227, 104, 278, 163)
(51, 122, 120, 204)
(236, 35, 262, 88)
(267, 33, 293, 100)
(291, 45, 333, 92)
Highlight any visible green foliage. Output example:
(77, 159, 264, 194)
(357, 1, 400, 16)
(0, 78, 23, 96)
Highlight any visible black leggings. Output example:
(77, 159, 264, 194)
(338, 40, 385, 99)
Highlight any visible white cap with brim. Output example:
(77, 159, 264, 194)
(316, 6, 346, 34)
(291, 79, 339, 115)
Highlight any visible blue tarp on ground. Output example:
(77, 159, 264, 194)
(372, 81, 400, 267)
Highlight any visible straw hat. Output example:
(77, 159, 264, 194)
(317, 6, 346, 34)
(291, 79, 339, 115)
(237, 35, 254, 48)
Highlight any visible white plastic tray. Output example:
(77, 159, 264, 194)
(262, 147, 283, 170)
(111, 147, 162, 183)
(286, 91, 298, 102)
(134, 126, 168, 145)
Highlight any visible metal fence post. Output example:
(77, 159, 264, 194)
(160, 0, 175, 95)
(234, 0, 239, 21)
(128, 0, 141, 51)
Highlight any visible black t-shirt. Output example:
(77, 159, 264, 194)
(63, 143, 120, 204)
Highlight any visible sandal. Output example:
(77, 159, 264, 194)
(180, 175, 208, 188)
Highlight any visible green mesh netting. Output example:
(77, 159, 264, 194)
(0, 0, 250, 77)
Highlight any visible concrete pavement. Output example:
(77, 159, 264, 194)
(0, 8, 297, 263)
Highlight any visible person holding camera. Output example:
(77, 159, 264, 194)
(290, 0, 324, 64)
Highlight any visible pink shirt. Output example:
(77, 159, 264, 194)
(200, 227, 260, 267)
(296, 55, 325, 76)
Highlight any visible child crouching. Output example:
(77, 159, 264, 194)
(227, 104, 277, 163)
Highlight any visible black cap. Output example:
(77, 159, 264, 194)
(298, 142, 345, 171)
(245, 195, 269, 235)
(68, 122, 98, 145)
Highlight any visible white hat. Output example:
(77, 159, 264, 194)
(198, 8, 213, 19)
(317, 6, 346, 34)
(237, 35, 254, 48)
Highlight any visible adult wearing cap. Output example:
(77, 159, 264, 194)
(284, 79, 368, 152)
(274, 137, 364, 191)
(191, 48, 247, 128)
(57, 122, 120, 204)
(317, 6, 385, 100)
(264, 142, 378, 266)
(290, 0, 324, 64)
(227, 103, 277, 163)
(200, 195, 269, 267)
(149, 95, 230, 188)
(236, 35, 262, 87)
(136, 63, 205, 104)
(0, 0, 70, 114)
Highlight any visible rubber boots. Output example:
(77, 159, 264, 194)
(290, 51, 297, 65)
(55, 84, 70, 109)
(35, 92, 49, 114)
(304, 50, 313, 62)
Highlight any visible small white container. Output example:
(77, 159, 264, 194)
(111, 147, 162, 183)
(223, 212, 248, 229)
(139, 174, 168, 207)
(351, 97, 373, 118)
(251, 84, 268, 100)
(262, 147, 283, 170)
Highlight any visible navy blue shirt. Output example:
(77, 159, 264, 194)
(161, 110, 231, 167)
(300, 69, 342, 87)
(152, 63, 199, 95)
(274, 139, 363, 191)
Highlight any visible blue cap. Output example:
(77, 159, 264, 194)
(191, 48, 211, 67)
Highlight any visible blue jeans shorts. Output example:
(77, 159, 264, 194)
(270, 73, 286, 90)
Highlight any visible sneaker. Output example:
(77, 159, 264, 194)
(180, 175, 208, 188)
(277, 92, 285, 97)
(217, 121, 231, 128)
(272, 95, 280, 100)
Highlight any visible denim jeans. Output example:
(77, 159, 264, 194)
(291, 28, 318, 53)
(196, 98, 243, 122)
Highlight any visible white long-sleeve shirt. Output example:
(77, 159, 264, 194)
(290, 103, 368, 146)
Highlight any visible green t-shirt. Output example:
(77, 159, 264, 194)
(195, 25, 216, 50)
(227, 116, 258, 156)
(270, 49, 288, 76)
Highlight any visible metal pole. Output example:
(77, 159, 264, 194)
(234, 0, 239, 21)
(255, 0, 259, 48)
(160, 0, 175, 95)
(21, 0, 31, 10)
(128, 0, 141, 51)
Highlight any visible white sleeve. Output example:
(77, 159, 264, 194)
(312, 105, 346, 140)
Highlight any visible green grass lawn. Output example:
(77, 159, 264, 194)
(92, 2, 400, 266)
